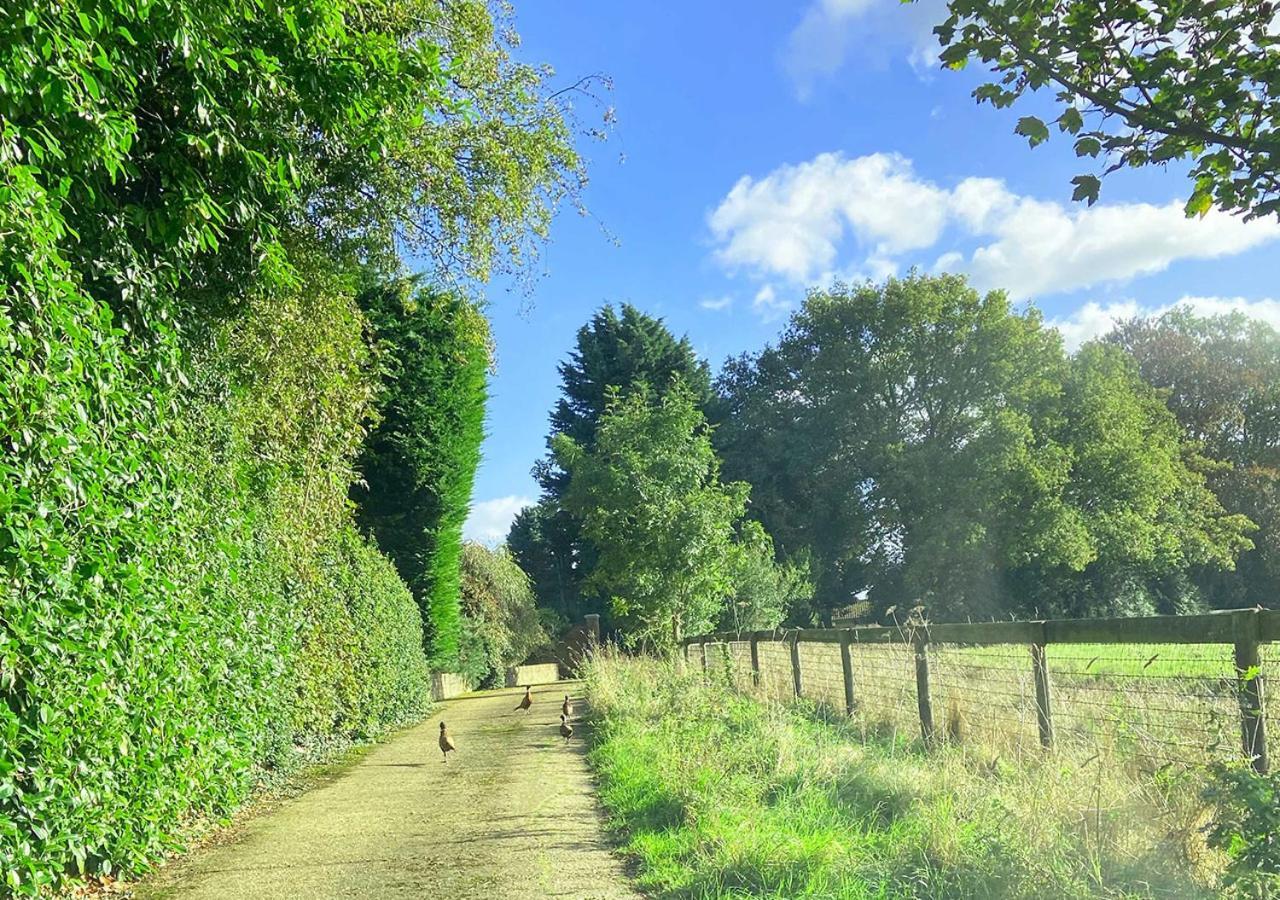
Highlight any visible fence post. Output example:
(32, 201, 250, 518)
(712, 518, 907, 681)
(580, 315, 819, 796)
(790, 632, 803, 698)
(700, 640, 709, 675)
(914, 635, 935, 745)
(1031, 640, 1054, 750)
(749, 633, 761, 688)
(839, 631, 856, 716)
(1233, 610, 1268, 774)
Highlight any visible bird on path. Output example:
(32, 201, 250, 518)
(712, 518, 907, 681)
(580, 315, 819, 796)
(514, 685, 532, 713)
(561, 694, 572, 720)
(559, 714, 574, 741)
(439, 721, 456, 763)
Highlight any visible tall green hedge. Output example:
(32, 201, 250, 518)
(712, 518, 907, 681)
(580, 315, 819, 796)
(355, 280, 491, 669)
(0, 0, 582, 891)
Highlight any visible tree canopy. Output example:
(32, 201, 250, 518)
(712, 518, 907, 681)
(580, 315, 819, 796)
(354, 278, 491, 668)
(456, 543, 548, 688)
(933, 0, 1280, 217)
(0, 0, 591, 891)
(1110, 308, 1280, 608)
(715, 274, 1251, 622)
(511, 304, 712, 628)
(555, 384, 751, 649)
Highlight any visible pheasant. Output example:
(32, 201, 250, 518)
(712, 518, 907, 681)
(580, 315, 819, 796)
(514, 685, 532, 713)
(438, 721, 456, 762)
(561, 694, 572, 720)
(559, 714, 574, 741)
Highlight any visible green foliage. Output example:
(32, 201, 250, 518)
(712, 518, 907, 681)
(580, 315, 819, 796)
(721, 522, 812, 631)
(933, 0, 1280, 218)
(354, 279, 490, 669)
(1204, 763, 1280, 897)
(714, 274, 1249, 622)
(455, 543, 548, 688)
(0, 0, 589, 890)
(516, 304, 713, 628)
(1110, 309, 1280, 608)
(1009, 343, 1253, 618)
(555, 384, 750, 648)
(507, 500, 581, 627)
(291, 527, 431, 740)
(546, 304, 713, 471)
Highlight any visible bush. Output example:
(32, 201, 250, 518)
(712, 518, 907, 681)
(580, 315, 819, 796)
(1204, 763, 1280, 898)
(0, 0, 582, 891)
(455, 543, 548, 688)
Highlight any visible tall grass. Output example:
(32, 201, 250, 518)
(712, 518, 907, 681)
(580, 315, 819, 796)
(585, 652, 1223, 898)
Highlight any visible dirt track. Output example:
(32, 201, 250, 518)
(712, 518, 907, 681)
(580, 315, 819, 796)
(135, 683, 638, 899)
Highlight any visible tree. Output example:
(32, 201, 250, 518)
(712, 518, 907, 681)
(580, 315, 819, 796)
(507, 501, 581, 624)
(539, 303, 713, 493)
(933, 0, 1280, 217)
(554, 384, 749, 649)
(716, 274, 1251, 621)
(512, 304, 713, 626)
(720, 522, 812, 632)
(1110, 308, 1280, 607)
(1006, 343, 1253, 618)
(354, 278, 490, 668)
(0, 0, 594, 889)
(455, 543, 548, 688)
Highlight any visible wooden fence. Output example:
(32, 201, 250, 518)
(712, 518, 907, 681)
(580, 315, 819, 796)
(682, 608, 1278, 773)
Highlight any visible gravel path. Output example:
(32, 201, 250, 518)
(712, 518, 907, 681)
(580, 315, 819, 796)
(135, 683, 639, 899)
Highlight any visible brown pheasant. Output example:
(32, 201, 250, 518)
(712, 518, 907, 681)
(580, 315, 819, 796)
(438, 721, 456, 763)
(514, 685, 532, 713)
(559, 714, 573, 741)
(561, 694, 572, 720)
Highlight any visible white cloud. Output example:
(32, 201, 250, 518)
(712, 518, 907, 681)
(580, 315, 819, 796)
(463, 495, 533, 546)
(782, 0, 948, 96)
(1048, 296, 1280, 352)
(960, 196, 1280, 299)
(708, 151, 1280, 301)
(752, 284, 794, 322)
(699, 295, 733, 311)
(709, 153, 949, 282)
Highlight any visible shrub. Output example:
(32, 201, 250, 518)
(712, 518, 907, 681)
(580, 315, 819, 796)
(1204, 762, 1280, 898)
(455, 543, 548, 687)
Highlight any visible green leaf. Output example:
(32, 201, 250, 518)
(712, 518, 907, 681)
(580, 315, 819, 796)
(1058, 106, 1084, 134)
(1014, 116, 1050, 147)
(1185, 188, 1214, 217)
(1070, 174, 1101, 205)
(1074, 137, 1102, 157)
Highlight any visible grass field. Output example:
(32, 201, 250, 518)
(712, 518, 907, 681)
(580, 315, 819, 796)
(709, 637, 1253, 773)
(585, 652, 1225, 899)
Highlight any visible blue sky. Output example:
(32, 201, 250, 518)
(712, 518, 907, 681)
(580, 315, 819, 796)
(460, 0, 1280, 544)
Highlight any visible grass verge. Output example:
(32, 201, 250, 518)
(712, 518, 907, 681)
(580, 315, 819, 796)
(584, 652, 1222, 899)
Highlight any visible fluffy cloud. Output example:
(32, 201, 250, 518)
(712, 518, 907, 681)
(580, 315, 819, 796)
(709, 153, 949, 282)
(752, 284, 794, 322)
(462, 495, 533, 546)
(699, 295, 733, 311)
(1048, 296, 1280, 351)
(708, 151, 1280, 301)
(782, 0, 948, 95)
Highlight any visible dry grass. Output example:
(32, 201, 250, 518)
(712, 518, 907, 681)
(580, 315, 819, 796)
(586, 650, 1228, 898)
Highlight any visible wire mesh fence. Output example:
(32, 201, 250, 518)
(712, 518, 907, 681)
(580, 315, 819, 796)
(683, 610, 1278, 773)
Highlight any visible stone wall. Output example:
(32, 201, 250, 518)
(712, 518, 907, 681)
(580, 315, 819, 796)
(505, 662, 560, 687)
(431, 672, 472, 701)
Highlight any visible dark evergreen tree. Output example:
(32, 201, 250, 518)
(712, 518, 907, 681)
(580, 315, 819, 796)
(354, 278, 490, 667)
(510, 304, 712, 627)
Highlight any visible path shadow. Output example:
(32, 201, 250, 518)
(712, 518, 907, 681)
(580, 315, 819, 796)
(367, 762, 426, 769)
